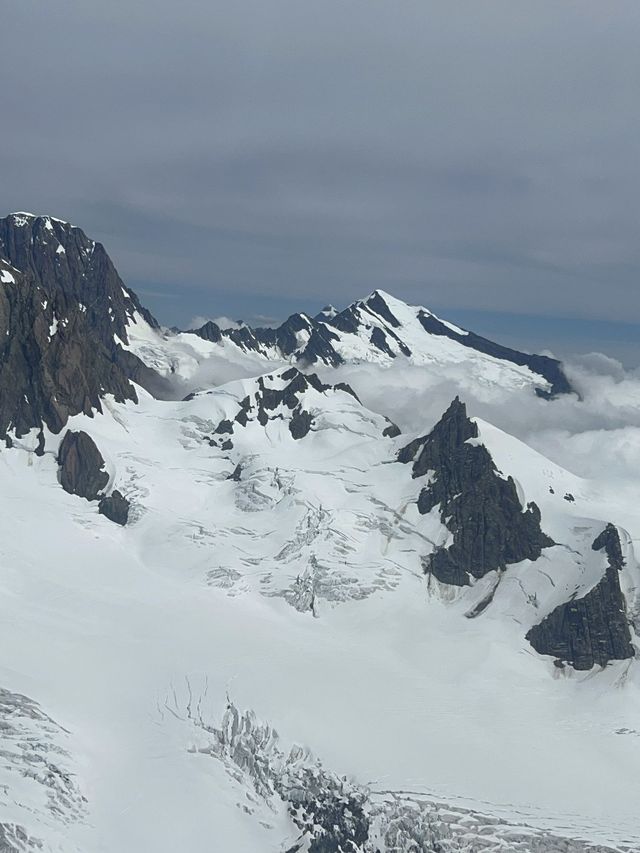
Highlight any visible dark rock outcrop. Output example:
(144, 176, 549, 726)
(210, 369, 363, 444)
(382, 420, 401, 438)
(370, 326, 396, 358)
(592, 523, 625, 565)
(58, 428, 130, 524)
(98, 490, 130, 526)
(0, 213, 164, 442)
(214, 419, 234, 435)
(364, 290, 402, 327)
(58, 430, 109, 500)
(189, 312, 343, 367)
(241, 316, 343, 367)
(289, 407, 313, 439)
(526, 524, 635, 670)
(400, 398, 553, 586)
(191, 320, 222, 343)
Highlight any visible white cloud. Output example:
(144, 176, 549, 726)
(189, 315, 243, 330)
(315, 353, 640, 490)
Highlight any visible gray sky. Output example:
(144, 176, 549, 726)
(2, 1, 640, 363)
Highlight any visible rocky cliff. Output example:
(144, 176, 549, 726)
(526, 524, 635, 670)
(399, 398, 553, 586)
(0, 213, 165, 444)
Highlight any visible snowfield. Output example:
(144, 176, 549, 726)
(1, 360, 640, 851)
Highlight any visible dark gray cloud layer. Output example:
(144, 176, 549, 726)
(2, 1, 639, 360)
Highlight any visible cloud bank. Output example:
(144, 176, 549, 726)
(316, 354, 640, 492)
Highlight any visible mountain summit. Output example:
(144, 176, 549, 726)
(0, 213, 165, 445)
(186, 287, 572, 398)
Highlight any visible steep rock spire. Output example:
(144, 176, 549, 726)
(400, 398, 553, 586)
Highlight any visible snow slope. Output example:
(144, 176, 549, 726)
(1, 370, 639, 851)
(0, 212, 637, 851)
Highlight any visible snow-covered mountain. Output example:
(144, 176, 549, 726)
(121, 284, 572, 399)
(0, 212, 638, 852)
(182, 288, 572, 397)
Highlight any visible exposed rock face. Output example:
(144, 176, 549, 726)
(190, 313, 343, 367)
(58, 429, 130, 524)
(227, 463, 242, 482)
(0, 213, 164, 442)
(0, 213, 157, 339)
(191, 320, 222, 343)
(592, 523, 625, 565)
(399, 398, 553, 586)
(527, 524, 635, 670)
(98, 490, 130, 526)
(289, 407, 314, 440)
(364, 290, 402, 327)
(207, 368, 362, 446)
(382, 421, 401, 438)
(58, 430, 109, 500)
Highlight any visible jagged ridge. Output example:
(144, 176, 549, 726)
(399, 398, 553, 586)
(188, 288, 573, 397)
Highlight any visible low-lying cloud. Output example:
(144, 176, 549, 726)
(315, 353, 640, 489)
(165, 330, 640, 496)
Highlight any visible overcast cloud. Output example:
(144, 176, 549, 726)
(2, 1, 639, 361)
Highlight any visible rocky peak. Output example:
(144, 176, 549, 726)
(0, 213, 157, 342)
(191, 320, 222, 343)
(360, 289, 403, 328)
(0, 212, 164, 442)
(189, 310, 343, 367)
(400, 398, 553, 586)
(592, 522, 625, 567)
(398, 397, 477, 478)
